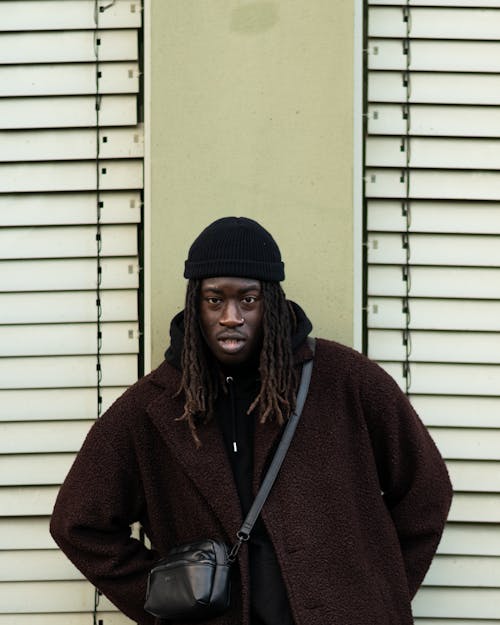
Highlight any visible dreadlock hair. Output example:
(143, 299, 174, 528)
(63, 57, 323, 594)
(176, 279, 298, 447)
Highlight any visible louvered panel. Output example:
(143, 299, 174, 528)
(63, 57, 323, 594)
(367, 137, 500, 170)
(368, 298, 500, 331)
(0, 128, 143, 162)
(368, 233, 500, 267)
(369, 1, 500, 9)
(0, 455, 77, 487)
(368, 104, 500, 139)
(369, 266, 500, 299)
(413, 588, 500, 619)
(366, 169, 500, 200)
(369, 330, 500, 364)
(430, 429, 500, 461)
(0, 63, 139, 97)
(0, 355, 138, 389)
(0, 487, 58, 516)
(367, 201, 500, 234)
(423, 555, 500, 588)
(0, 291, 137, 324)
(0, 96, 137, 130)
(0, 1, 141, 31)
(0, 30, 137, 64)
(411, 396, 500, 429)
(369, 72, 500, 105)
(439, 524, 500, 556)
(0, 614, 133, 625)
(0, 258, 139, 291)
(0, 518, 54, 550)
(0, 580, 117, 613)
(0, 160, 143, 193)
(1, 550, 84, 581)
(0, 323, 139, 357)
(0, 191, 141, 225)
(369, 7, 500, 39)
(369, 40, 500, 72)
(1, 422, 92, 454)
(0, 225, 137, 259)
(380, 362, 500, 396)
(0, 387, 126, 422)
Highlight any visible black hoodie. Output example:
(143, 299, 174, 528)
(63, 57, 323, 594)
(165, 302, 312, 625)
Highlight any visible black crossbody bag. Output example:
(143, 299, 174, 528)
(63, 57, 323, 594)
(144, 339, 315, 621)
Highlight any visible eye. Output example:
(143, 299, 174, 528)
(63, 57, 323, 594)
(205, 297, 221, 305)
(242, 295, 257, 304)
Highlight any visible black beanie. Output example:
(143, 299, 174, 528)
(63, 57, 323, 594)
(184, 216, 285, 281)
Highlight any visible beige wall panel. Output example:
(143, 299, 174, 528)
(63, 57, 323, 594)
(150, 1, 354, 366)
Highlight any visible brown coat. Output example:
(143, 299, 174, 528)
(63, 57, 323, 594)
(50, 339, 452, 625)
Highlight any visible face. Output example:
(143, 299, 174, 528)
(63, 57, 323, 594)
(199, 277, 264, 367)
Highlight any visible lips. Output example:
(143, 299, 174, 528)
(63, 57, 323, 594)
(217, 335, 246, 354)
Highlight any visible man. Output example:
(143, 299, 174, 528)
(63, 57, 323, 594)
(50, 216, 452, 625)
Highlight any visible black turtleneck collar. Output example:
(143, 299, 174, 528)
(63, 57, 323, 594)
(163, 300, 313, 371)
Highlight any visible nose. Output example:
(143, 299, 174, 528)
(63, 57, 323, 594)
(219, 300, 244, 327)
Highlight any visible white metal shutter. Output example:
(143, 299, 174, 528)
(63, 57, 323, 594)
(365, 1, 500, 623)
(0, 1, 142, 623)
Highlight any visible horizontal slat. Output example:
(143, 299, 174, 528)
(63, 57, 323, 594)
(0, 355, 138, 389)
(368, 232, 500, 267)
(0, 422, 92, 454)
(0, 191, 141, 225)
(0, 0, 141, 31)
(0, 225, 137, 260)
(411, 396, 500, 429)
(415, 621, 500, 625)
(369, 40, 500, 73)
(368, 104, 500, 139)
(0, 454, 76, 486)
(381, 361, 500, 396)
(367, 137, 500, 170)
(0, 387, 127, 422)
(0, 95, 137, 130)
(0, 30, 137, 64)
(366, 168, 500, 200)
(368, 298, 500, 331)
(423, 555, 500, 588)
(369, 266, 500, 299)
(1, 549, 83, 581)
(413, 587, 500, 619)
(447, 460, 500, 493)
(0, 614, 133, 625)
(0, 518, 54, 550)
(369, 7, 500, 40)
(430, 429, 500, 461)
(0, 291, 138, 324)
(0, 258, 139, 291)
(367, 200, 500, 234)
(369, 72, 500, 105)
(0, 225, 137, 259)
(0, 160, 143, 193)
(0, 128, 143, 162)
(0, 580, 116, 613)
(369, 329, 500, 364)
(0, 487, 58, 516)
(439, 523, 500, 556)
(0, 62, 139, 97)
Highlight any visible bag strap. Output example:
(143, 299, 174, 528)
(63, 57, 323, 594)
(227, 337, 316, 563)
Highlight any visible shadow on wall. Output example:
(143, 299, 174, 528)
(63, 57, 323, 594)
(230, 2, 279, 34)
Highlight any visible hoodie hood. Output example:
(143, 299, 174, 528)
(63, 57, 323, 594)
(164, 300, 313, 370)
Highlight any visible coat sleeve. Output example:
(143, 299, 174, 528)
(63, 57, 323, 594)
(360, 361, 453, 599)
(50, 412, 159, 625)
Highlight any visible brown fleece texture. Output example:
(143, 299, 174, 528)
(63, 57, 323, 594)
(50, 339, 452, 625)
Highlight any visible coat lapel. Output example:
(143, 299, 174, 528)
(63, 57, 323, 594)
(146, 386, 243, 542)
